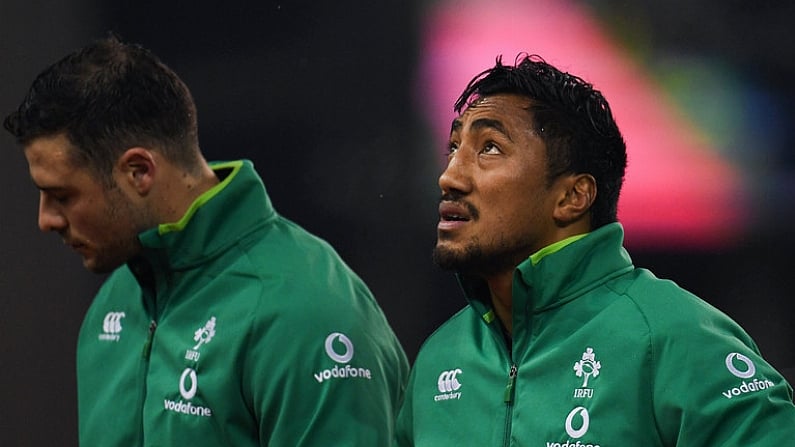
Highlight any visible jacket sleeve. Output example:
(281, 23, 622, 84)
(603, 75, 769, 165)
(393, 369, 417, 447)
(650, 298, 795, 445)
(243, 277, 409, 447)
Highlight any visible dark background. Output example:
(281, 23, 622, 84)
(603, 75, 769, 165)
(1, 1, 793, 445)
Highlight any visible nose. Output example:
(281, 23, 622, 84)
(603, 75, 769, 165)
(438, 151, 472, 195)
(38, 193, 67, 233)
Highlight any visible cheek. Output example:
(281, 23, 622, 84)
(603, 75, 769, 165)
(70, 203, 121, 239)
(498, 209, 537, 234)
(505, 192, 550, 227)
(74, 216, 110, 243)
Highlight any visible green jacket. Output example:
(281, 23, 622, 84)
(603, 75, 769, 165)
(396, 223, 795, 446)
(78, 160, 409, 446)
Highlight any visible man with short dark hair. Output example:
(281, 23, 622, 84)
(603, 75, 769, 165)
(395, 54, 795, 446)
(5, 36, 409, 446)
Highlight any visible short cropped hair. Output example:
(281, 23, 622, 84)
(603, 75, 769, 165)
(454, 54, 627, 228)
(4, 36, 201, 184)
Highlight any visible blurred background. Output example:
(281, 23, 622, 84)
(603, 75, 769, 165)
(1, 0, 793, 444)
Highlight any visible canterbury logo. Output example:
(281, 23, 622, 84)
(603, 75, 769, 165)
(103, 312, 126, 334)
(99, 312, 126, 342)
(437, 369, 462, 393)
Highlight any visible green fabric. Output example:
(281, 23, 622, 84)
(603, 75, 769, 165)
(77, 160, 409, 446)
(528, 232, 588, 266)
(396, 223, 795, 446)
(157, 160, 241, 235)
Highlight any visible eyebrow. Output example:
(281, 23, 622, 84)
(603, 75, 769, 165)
(450, 117, 513, 142)
(32, 181, 68, 193)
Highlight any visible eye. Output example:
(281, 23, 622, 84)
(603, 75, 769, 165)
(481, 142, 501, 155)
(45, 191, 70, 205)
(54, 195, 70, 204)
(446, 141, 460, 156)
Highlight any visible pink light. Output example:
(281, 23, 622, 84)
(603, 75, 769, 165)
(417, 0, 746, 249)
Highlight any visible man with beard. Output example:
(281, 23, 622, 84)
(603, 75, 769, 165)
(394, 55, 795, 446)
(5, 36, 408, 446)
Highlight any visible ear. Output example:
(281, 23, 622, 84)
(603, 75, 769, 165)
(116, 148, 156, 196)
(553, 173, 596, 225)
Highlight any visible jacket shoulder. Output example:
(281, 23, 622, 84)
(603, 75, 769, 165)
(412, 305, 481, 365)
(616, 268, 749, 340)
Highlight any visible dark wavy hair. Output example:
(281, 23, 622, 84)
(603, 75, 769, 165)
(454, 54, 627, 228)
(4, 35, 201, 185)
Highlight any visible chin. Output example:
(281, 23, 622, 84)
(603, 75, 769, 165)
(432, 244, 471, 271)
(83, 258, 122, 274)
(433, 242, 520, 277)
(82, 261, 105, 274)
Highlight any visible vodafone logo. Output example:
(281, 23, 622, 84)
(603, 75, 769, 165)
(324, 332, 354, 363)
(546, 407, 600, 446)
(163, 367, 212, 418)
(725, 353, 756, 379)
(314, 332, 372, 383)
(180, 368, 198, 400)
(565, 407, 590, 438)
(721, 352, 775, 399)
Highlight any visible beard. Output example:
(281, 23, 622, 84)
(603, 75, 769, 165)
(83, 185, 148, 274)
(432, 235, 531, 277)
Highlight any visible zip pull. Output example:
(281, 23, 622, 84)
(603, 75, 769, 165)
(503, 364, 518, 403)
(142, 320, 157, 359)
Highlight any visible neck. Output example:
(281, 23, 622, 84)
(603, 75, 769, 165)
(155, 161, 219, 223)
(485, 271, 515, 335)
(485, 227, 593, 334)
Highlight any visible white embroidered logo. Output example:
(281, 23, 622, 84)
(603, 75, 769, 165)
(99, 312, 126, 341)
(163, 367, 213, 418)
(180, 368, 198, 400)
(313, 332, 372, 383)
(573, 347, 601, 388)
(434, 369, 463, 402)
(546, 406, 600, 446)
(725, 352, 755, 379)
(325, 332, 354, 363)
(565, 406, 590, 439)
(721, 352, 775, 399)
(437, 369, 462, 393)
(193, 317, 217, 350)
(185, 316, 217, 361)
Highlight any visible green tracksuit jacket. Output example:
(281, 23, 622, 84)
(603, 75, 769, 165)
(77, 160, 409, 446)
(395, 223, 795, 446)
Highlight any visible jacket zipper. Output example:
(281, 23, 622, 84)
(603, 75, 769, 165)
(502, 363, 518, 446)
(142, 320, 157, 359)
(137, 319, 157, 445)
(136, 260, 160, 446)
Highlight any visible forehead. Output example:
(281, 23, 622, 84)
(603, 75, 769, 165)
(453, 94, 534, 130)
(24, 134, 93, 186)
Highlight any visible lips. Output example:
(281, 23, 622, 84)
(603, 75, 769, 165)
(439, 202, 471, 222)
(64, 238, 86, 252)
(438, 201, 475, 232)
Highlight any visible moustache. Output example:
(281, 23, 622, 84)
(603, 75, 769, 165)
(439, 192, 479, 220)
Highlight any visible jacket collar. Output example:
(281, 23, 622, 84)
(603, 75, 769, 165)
(457, 223, 634, 325)
(131, 160, 276, 274)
